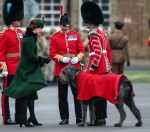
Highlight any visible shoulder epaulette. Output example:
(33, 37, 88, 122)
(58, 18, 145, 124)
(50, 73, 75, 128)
(1, 28, 9, 33)
(51, 31, 59, 37)
(17, 29, 22, 32)
(88, 28, 100, 39)
(70, 30, 79, 34)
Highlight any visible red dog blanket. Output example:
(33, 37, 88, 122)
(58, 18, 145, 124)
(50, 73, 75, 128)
(76, 72, 125, 104)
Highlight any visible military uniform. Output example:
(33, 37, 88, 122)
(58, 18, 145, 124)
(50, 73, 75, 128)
(50, 30, 85, 76)
(50, 29, 85, 124)
(86, 28, 112, 124)
(81, 1, 112, 125)
(86, 28, 112, 74)
(108, 27, 130, 74)
(0, 0, 25, 125)
(0, 28, 24, 124)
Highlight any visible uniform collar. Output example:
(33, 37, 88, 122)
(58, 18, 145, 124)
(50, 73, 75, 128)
(60, 29, 69, 34)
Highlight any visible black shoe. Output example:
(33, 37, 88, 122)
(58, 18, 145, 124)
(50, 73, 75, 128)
(20, 121, 34, 127)
(76, 118, 82, 124)
(14, 121, 20, 124)
(95, 119, 106, 126)
(59, 119, 69, 125)
(28, 117, 42, 126)
(14, 118, 21, 124)
(4, 118, 15, 125)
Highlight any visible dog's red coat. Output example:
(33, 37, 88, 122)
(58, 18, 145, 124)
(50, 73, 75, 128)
(76, 72, 125, 104)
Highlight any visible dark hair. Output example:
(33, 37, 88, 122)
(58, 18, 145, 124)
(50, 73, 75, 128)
(26, 19, 40, 31)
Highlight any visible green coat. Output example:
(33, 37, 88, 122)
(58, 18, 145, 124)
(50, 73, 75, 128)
(2, 30, 47, 100)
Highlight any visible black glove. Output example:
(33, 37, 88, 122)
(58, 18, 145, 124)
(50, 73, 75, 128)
(44, 57, 51, 64)
(38, 56, 45, 67)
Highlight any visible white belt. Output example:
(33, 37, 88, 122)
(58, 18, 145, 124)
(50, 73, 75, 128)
(89, 52, 95, 56)
(89, 50, 107, 56)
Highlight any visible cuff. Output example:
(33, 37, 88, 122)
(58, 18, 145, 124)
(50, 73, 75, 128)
(0, 62, 7, 71)
(91, 64, 98, 70)
(54, 54, 64, 62)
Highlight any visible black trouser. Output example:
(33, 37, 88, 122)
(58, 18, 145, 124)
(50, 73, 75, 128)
(95, 98, 107, 120)
(58, 80, 82, 121)
(1, 75, 21, 123)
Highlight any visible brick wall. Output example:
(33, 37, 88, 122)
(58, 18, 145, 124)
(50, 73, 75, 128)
(110, 0, 150, 58)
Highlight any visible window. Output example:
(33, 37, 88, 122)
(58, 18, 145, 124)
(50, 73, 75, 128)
(79, 0, 111, 29)
(22, 0, 62, 31)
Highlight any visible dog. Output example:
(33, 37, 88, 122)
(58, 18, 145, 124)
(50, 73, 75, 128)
(59, 65, 143, 127)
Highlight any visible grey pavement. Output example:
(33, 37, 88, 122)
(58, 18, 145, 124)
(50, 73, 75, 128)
(0, 83, 150, 132)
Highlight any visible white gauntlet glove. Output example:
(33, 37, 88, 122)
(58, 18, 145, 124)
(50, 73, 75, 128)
(62, 57, 71, 63)
(71, 57, 79, 64)
(2, 71, 8, 77)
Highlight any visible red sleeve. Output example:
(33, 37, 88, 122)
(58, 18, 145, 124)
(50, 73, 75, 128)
(107, 42, 112, 66)
(0, 34, 7, 62)
(76, 33, 86, 55)
(90, 35, 102, 68)
(49, 36, 59, 62)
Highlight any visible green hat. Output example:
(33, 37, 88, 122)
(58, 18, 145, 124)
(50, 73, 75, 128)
(37, 17, 45, 28)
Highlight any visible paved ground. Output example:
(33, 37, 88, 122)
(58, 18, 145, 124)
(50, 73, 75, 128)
(0, 83, 150, 132)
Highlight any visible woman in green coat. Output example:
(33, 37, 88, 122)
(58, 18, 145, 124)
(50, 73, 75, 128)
(2, 17, 50, 127)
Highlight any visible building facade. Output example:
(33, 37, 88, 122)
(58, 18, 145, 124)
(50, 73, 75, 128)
(0, 0, 150, 58)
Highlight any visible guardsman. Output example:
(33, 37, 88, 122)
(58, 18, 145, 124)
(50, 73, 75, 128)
(49, 5, 85, 125)
(81, 1, 112, 126)
(0, 0, 24, 125)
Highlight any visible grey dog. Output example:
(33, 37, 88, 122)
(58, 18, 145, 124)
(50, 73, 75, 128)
(59, 65, 143, 127)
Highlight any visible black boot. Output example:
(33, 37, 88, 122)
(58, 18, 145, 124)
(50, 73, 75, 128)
(14, 99, 22, 124)
(28, 99, 42, 126)
(94, 119, 106, 126)
(59, 119, 69, 125)
(19, 97, 34, 127)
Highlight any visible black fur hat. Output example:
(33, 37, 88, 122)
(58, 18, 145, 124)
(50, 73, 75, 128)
(59, 13, 70, 27)
(3, 0, 24, 26)
(81, 1, 103, 26)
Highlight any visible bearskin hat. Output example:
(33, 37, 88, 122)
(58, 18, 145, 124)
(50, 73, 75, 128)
(59, 13, 70, 27)
(114, 22, 124, 30)
(81, 1, 103, 26)
(3, 0, 24, 26)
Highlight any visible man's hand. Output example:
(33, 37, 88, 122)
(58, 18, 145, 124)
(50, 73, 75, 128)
(71, 57, 79, 64)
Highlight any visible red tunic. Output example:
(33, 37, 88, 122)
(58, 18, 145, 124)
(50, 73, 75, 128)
(0, 29, 24, 75)
(86, 28, 112, 74)
(50, 30, 85, 76)
(76, 72, 124, 104)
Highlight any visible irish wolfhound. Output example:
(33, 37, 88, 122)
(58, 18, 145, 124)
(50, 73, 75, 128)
(59, 65, 142, 127)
